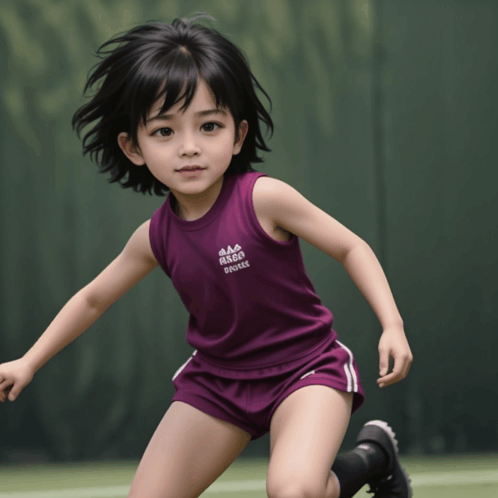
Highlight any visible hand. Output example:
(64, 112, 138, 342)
(377, 325, 413, 388)
(0, 358, 35, 402)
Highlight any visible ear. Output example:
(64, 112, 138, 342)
(117, 132, 146, 166)
(233, 120, 249, 155)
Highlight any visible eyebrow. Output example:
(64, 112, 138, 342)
(147, 108, 227, 123)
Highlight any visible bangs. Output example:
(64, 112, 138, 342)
(127, 50, 236, 141)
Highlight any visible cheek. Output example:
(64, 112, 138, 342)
(138, 144, 167, 173)
(216, 135, 237, 158)
(141, 141, 171, 163)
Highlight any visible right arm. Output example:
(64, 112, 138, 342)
(0, 219, 159, 402)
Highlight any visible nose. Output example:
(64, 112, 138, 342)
(178, 130, 201, 157)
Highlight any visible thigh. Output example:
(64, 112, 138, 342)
(267, 385, 352, 498)
(128, 401, 251, 498)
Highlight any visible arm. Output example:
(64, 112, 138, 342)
(0, 219, 158, 401)
(341, 244, 412, 387)
(24, 219, 158, 372)
(341, 244, 403, 329)
(256, 177, 413, 388)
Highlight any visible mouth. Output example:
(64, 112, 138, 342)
(176, 166, 206, 172)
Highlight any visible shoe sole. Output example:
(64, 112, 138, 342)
(359, 420, 413, 498)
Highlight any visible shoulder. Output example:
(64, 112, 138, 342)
(121, 218, 158, 268)
(252, 175, 300, 233)
(253, 175, 301, 215)
(253, 175, 291, 201)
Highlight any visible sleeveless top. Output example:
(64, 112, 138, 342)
(149, 171, 337, 379)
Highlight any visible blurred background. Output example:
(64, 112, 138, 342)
(0, 0, 497, 481)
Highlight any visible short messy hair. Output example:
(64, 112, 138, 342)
(72, 12, 274, 196)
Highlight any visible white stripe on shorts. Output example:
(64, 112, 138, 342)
(335, 340, 358, 393)
(172, 350, 197, 381)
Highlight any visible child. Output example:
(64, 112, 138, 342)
(0, 13, 413, 498)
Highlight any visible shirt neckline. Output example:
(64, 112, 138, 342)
(167, 174, 234, 231)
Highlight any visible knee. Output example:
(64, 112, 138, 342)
(266, 478, 325, 498)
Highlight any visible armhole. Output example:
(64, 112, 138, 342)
(148, 208, 171, 278)
(249, 174, 297, 247)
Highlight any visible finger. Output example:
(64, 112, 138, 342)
(398, 359, 410, 380)
(378, 349, 390, 377)
(377, 364, 401, 384)
(394, 354, 412, 380)
(0, 379, 12, 391)
(8, 386, 19, 402)
(377, 372, 400, 387)
(404, 355, 414, 377)
(378, 359, 410, 387)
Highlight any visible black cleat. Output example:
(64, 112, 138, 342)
(356, 420, 412, 498)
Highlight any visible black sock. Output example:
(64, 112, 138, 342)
(331, 443, 389, 498)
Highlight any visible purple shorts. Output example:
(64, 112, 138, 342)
(171, 338, 365, 441)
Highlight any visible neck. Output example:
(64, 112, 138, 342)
(175, 198, 184, 219)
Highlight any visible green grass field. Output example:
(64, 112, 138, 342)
(0, 454, 497, 497)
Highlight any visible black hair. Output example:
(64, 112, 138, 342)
(72, 12, 274, 196)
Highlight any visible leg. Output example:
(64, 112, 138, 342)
(332, 420, 413, 498)
(128, 401, 251, 498)
(266, 385, 353, 498)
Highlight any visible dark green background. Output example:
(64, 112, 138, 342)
(0, 0, 496, 462)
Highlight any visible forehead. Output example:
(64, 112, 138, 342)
(149, 78, 219, 117)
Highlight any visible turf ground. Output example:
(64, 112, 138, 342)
(0, 454, 497, 497)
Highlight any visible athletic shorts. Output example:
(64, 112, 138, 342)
(171, 338, 365, 441)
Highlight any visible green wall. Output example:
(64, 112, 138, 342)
(0, 0, 496, 462)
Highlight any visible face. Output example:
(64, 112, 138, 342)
(118, 78, 248, 217)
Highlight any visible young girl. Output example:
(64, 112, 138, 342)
(0, 13, 413, 498)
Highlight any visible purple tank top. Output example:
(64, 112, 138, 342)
(149, 171, 337, 379)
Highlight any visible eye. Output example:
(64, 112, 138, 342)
(151, 122, 223, 137)
(152, 127, 172, 137)
(202, 122, 223, 132)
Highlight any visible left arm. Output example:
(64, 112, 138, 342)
(341, 244, 413, 387)
(259, 177, 413, 388)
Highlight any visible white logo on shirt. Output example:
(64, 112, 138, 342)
(219, 244, 250, 273)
